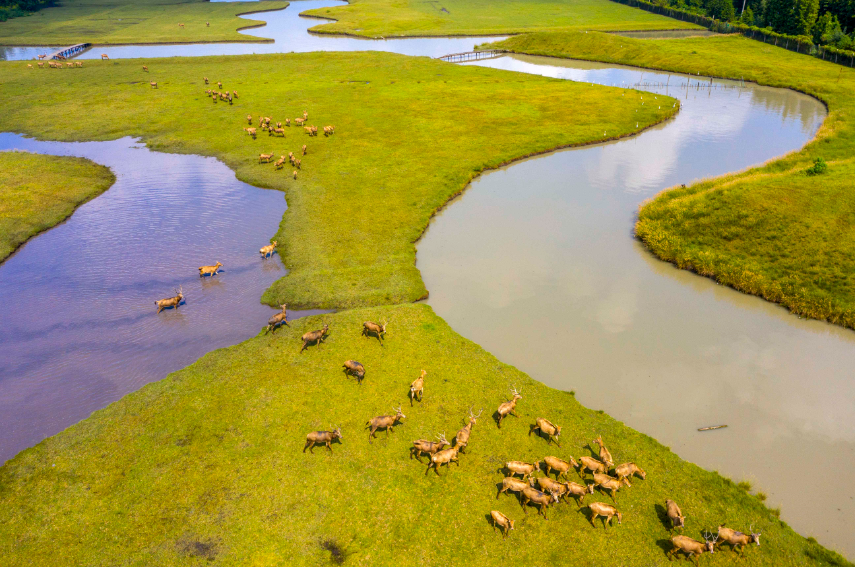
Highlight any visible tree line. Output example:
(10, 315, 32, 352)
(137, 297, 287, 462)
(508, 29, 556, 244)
(0, 0, 53, 22)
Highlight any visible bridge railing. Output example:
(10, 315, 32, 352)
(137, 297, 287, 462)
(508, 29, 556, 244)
(437, 49, 506, 63)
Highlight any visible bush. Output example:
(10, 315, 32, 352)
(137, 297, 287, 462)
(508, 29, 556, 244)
(806, 157, 828, 175)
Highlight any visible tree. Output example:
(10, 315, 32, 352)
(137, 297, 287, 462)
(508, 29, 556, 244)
(742, 5, 756, 22)
(707, 0, 737, 19)
(767, 0, 795, 32)
(793, 0, 820, 34)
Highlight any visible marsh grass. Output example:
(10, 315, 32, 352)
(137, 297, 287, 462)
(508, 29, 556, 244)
(491, 31, 855, 330)
(0, 51, 675, 309)
(0, 0, 288, 46)
(0, 151, 115, 262)
(0, 304, 847, 565)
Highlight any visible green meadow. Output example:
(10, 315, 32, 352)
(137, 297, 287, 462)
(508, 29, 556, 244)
(302, 0, 700, 38)
(0, 151, 114, 262)
(0, 0, 288, 46)
(490, 31, 855, 330)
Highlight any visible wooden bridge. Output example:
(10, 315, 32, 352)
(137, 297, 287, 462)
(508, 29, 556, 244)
(437, 49, 506, 63)
(48, 43, 91, 60)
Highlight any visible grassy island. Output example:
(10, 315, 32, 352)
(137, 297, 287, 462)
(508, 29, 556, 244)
(0, 150, 115, 262)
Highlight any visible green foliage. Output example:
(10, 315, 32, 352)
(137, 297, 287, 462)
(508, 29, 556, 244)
(742, 5, 755, 24)
(806, 157, 829, 174)
(0, 151, 115, 262)
(706, 0, 735, 20)
(0, 52, 675, 309)
(0, 304, 838, 565)
(794, 0, 821, 35)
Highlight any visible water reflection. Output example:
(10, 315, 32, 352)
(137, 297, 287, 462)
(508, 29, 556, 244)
(417, 55, 854, 557)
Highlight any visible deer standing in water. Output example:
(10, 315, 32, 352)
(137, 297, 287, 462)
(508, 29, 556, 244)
(303, 426, 342, 453)
(496, 386, 522, 428)
(264, 304, 288, 334)
(455, 407, 483, 453)
(259, 240, 277, 258)
(366, 406, 406, 441)
(154, 286, 184, 313)
(198, 261, 222, 277)
(411, 433, 448, 462)
(300, 324, 329, 352)
(409, 370, 426, 405)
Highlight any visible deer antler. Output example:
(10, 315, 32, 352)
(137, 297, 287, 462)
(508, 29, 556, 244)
(475, 408, 484, 418)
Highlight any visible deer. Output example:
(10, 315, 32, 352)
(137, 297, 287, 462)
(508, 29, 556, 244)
(303, 426, 343, 453)
(198, 261, 222, 277)
(529, 417, 562, 446)
(409, 370, 426, 405)
(300, 324, 329, 352)
(587, 502, 622, 528)
(520, 486, 560, 519)
(342, 360, 365, 383)
(496, 476, 531, 500)
(366, 406, 406, 441)
(454, 408, 483, 453)
(204, 77, 209, 84)
(244, 127, 256, 138)
(150, 81, 157, 89)
(665, 499, 685, 530)
(505, 461, 538, 480)
(668, 533, 717, 565)
(154, 286, 184, 313)
(716, 524, 760, 556)
(260, 240, 278, 258)
(75, 61, 83, 67)
(576, 456, 608, 477)
(38, 54, 46, 59)
(264, 304, 288, 334)
(425, 444, 460, 476)
(496, 386, 522, 428)
(66, 62, 74, 68)
(310, 126, 318, 136)
(490, 511, 514, 539)
(143, 65, 148, 72)
(541, 455, 578, 480)
(302, 144, 307, 155)
(37, 62, 44, 68)
(613, 462, 646, 487)
(593, 472, 627, 502)
(258, 152, 274, 164)
(593, 435, 615, 469)
(564, 481, 595, 507)
(362, 320, 387, 344)
(274, 156, 286, 170)
(269, 127, 285, 137)
(232, 90, 238, 99)
(303, 110, 308, 120)
(246, 114, 253, 124)
(295, 117, 306, 127)
(295, 159, 301, 169)
(532, 476, 570, 502)
(206, 21, 210, 26)
(285, 118, 291, 127)
(293, 170, 298, 180)
(178, 23, 185, 28)
(217, 81, 222, 89)
(304, 126, 313, 135)
(411, 433, 449, 462)
(101, 54, 109, 60)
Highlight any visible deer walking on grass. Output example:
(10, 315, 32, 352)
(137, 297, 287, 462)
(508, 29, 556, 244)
(409, 370, 426, 405)
(613, 462, 646, 487)
(593, 435, 614, 469)
(490, 511, 514, 538)
(264, 304, 288, 334)
(520, 486, 559, 519)
(411, 433, 449, 462)
(529, 417, 562, 446)
(496, 386, 522, 428)
(362, 320, 387, 344)
(425, 444, 460, 476)
(366, 406, 406, 441)
(342, 360, 365, 384)
(303, 426, 342, 453)
(665, 499, 685, 530)
(668, 533, 717, 565)
(716, 524, 760, 556)
(587, 501, 622, 528)
(300, 324, 329, 352)
(454, 407, 483, 453)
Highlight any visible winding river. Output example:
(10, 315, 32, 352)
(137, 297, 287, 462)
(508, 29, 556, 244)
(1, 0, 850, 558)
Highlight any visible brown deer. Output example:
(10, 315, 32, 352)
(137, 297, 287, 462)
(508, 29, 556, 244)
(490, 510, 514, 539)
(198, 261, 222, 277)
(274, 156, 286, 170)
(264, 304, 288, 334)
(454, 407, 483, 453)
(295, 159, 301, 169)
(411, 433, 449, 462)
(496, 386, 522, 428)
(245, 127, 257, 138)
(75, 61, 83, 67)
(409, 370, 426, 405)
(150, 82, 157, 89)
(37, 62, 44, 68)
(324, 125, 335, 136)
(593, 435, 614, 469)
(303, 426, 343, 453)
(520, 486, 559, 519)
(285, 118, 291, 127)
(564, 481, 595, 507)
(593, 472, 626, 502)
(246, 114, 253, 124)
(505, 461, 538, 480)
(614, 462, 646, 487)
(258, 153, 274, 164)
(362, 320, 387, 343)
(665, 499, 685, 530)
(204, 77, 209, 84)
(342, 360, 365, 383)
(142, 65, 148, 72)
(293, 170, 298, 180)
(529, 417, 562, 446)
(295, 117, 306, 126)
(716, 524, 760, 556)
(302, 144, 307, 155)
(577, 456, 608, 477)
(38, 54, 46, 59)
(217, 81, 222, 89)
(533, 476, 570, 502)
(496, 477, 530, 500)
(27, 64, 32, 69)
(303, 110, 308, 120)
(154, 286, 184, 313)
(366, 406, 406, 441)
(541, 455, 578, 480)
(668, 534, 717, 565)
(260, 240, 278, 258)
(300, 324, 329, 352)
(587, 502, 622, 528)
(425, 444, 460, 476)
(101, 54, 109, 60)
(269, 128, 285, 137)
(232, 91, 238, 99)
(178, 23, 185, 28)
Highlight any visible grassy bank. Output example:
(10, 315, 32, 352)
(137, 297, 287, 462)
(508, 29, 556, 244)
(0, 0, 288, 46)
(301, 0, 700, 38)
(0, 303, 848, 565)
(0, 151, 114, 263)
(0, 52, 674, 309)
(490, 31, 855, 330)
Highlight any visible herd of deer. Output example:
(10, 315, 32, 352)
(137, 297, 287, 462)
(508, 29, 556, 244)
(28, 61, 83, 69)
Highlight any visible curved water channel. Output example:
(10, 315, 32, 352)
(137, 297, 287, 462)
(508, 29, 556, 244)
(0, 0, 849, 558)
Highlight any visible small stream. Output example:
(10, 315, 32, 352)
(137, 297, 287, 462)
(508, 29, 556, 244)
(0, 1, 850, 558)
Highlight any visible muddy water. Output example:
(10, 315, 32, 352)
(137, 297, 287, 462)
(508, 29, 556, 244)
(0, 0, 504, 61)
(0, 134, 312, 462)
(416, 55, 855, 556)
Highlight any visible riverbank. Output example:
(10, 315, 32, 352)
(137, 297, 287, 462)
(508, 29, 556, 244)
(0, 51, 674, 310)
(1, 303, 848, 565)
(487, 31, 855, 331)
(0, 151, 114, 263)
(0, 0, 289, 47)
(301, 0, 700, 38)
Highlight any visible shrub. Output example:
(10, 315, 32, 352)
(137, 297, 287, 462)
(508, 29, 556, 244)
(806, 157, 828, 175)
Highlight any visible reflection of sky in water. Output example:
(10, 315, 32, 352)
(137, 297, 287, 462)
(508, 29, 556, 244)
(0, 0, 504, 61)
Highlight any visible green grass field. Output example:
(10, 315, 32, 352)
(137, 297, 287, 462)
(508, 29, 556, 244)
(301, 0, 701, 38)
(0, 151, 114, 262)
(0, 52, 674, 310)
(1, 304, 847, 565)
(490, 31, 855, 330)
(0, 0, 288, 46)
